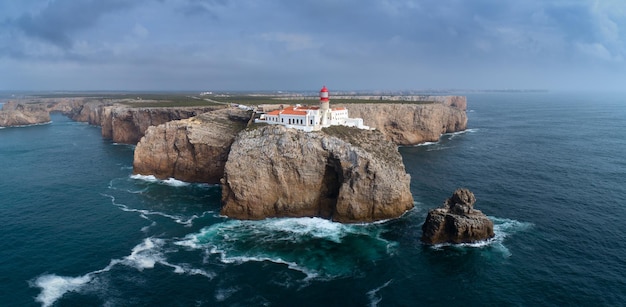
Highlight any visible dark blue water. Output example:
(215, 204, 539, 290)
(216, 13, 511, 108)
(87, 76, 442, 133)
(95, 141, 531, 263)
(1, 92, 625, 306)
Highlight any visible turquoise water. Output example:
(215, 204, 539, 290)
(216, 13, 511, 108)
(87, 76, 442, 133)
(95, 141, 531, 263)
(1, 92, 625, 306)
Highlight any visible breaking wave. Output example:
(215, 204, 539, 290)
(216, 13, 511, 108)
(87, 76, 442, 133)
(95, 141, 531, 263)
(30, 238, 214, 307)
(444, 128, 479, 139)
(176, 217, 396, 279)
(430, 217, 533, 257)
(130, 174, 191, 187)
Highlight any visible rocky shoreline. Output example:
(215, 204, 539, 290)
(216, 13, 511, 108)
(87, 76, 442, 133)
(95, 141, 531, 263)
(1, 95, 468, 223)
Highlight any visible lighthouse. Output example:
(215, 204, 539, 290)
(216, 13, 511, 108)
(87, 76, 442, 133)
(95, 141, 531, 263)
(319, 86, 330, 126)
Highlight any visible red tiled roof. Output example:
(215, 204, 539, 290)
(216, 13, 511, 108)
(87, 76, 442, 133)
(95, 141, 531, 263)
(266, 106, 310, 116)
(281, 109, 307, 115)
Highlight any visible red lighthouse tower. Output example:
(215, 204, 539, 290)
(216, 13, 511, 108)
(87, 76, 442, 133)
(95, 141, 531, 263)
(319, 86, 330, 125)
(319, 85, 329, 103)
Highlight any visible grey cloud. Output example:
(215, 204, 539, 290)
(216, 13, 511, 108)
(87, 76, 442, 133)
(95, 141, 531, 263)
(11, 0, 137, 48)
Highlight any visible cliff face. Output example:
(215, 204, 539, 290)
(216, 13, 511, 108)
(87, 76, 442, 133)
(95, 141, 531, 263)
(2, 98, 221, 144)
(100, 106, 223, 144)
(0, 101, 51, 127)
(133, 108, 251, 183)
(340, 97, 467, 145)
(220, 125, 414, 223)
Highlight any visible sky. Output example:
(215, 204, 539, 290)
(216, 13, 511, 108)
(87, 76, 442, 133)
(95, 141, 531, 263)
(1, 0, 625, 91)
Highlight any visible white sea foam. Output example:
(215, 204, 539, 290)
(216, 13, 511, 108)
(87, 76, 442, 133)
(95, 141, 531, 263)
(444, 128, 479, 136)
(367, 279, 393, 307)
(102, 193, 210, 226)
(130, 174, 159, 183)
(430, 216, 533, 257)
(130, 174, 191, 187)
(261, 217, 349, 243)
(176, 217, 394, 280)
(445, 128, 479, 141)
(31, 237, 214, 306)
(31, 274, 93, 307)
(218, 253, 320, 280)
(416, 141, 439, 146)
(163, 177, 191, 187)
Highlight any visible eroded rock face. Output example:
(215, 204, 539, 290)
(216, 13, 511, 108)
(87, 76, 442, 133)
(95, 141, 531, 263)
(421, 188, 494, 244)
(101, 106, 222, 144)
(220, 125, 414, 223)
(133, 108, 251, 183)
(341, 100, 467, 145)
(0, 102, 51, 127)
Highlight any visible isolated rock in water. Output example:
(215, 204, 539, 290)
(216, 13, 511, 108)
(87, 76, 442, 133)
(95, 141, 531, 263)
(421, 188, 494, 244)
(220, 125, 414, 223)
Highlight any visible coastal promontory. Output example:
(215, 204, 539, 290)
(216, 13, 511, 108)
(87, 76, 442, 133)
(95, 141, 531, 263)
(133, 108, 252, 183)
(220, 125, 414, 223)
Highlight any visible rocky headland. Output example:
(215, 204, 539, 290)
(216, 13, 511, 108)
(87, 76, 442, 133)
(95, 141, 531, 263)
(2, 94, 468, 223)
(220, 125, 414, 223)
(421, 188, 494, 244)
(0, 101, 51, 127)
(133, 108, 251, 183)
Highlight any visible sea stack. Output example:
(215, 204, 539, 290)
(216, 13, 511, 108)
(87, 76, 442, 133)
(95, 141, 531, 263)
(421, 188, 494, 244)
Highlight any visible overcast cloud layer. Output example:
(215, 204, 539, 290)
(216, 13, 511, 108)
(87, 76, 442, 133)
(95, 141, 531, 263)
(1, 0, 625, 91)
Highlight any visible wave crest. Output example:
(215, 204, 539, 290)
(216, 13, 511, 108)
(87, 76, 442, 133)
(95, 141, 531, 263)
(176, 217, 396, 279)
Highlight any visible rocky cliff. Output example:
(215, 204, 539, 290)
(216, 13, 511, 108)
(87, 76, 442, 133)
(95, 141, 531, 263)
(99, 106, 222, 144)
(0, 102, 50, 127)
(1, 98, 221, 144)
(220, 125, 414, 223)
(421, 189, 494, 244)
(339, 97, 467, 145)
(130, 98, 467, 205)
(133, 108, 251, 183)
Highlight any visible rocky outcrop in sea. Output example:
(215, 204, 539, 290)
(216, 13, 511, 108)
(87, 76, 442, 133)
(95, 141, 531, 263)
(421, 188, 495, 244)
(220, 125, 414, 223)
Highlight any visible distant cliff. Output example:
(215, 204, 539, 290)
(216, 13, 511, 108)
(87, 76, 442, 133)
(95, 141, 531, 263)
(220, 125, 414, 223)
(338, 96, 467, 145)
(0, 98, 221, 144)
(0, 101, 51, 127)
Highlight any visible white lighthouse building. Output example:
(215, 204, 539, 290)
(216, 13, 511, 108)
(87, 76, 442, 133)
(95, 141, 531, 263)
(255, 86, 368, 132)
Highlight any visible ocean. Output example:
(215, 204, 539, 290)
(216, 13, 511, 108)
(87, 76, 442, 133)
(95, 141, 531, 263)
(1, 92, 625, 306)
